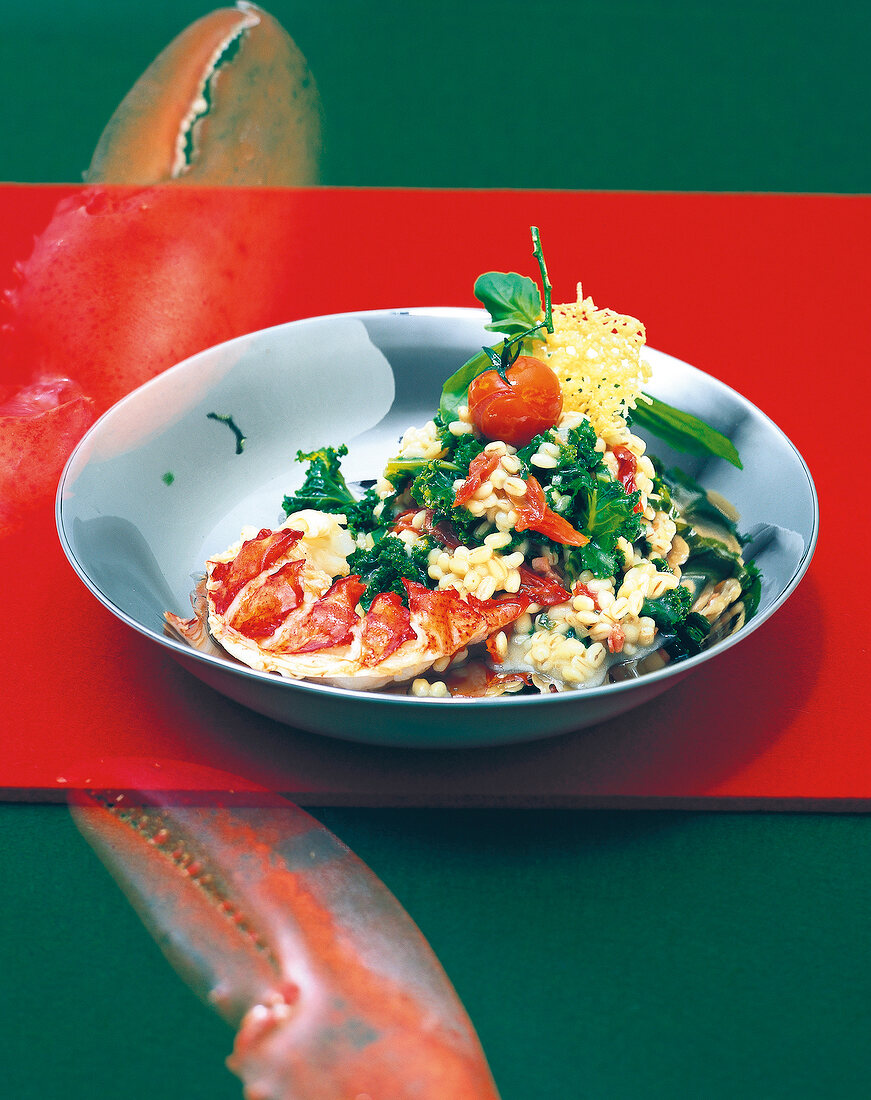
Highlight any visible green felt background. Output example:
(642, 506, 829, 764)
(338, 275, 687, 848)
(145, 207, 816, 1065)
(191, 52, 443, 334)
(1, 0, 869, 191)
(1, 2, 870, 1097)
(2, 807, 871, 1098)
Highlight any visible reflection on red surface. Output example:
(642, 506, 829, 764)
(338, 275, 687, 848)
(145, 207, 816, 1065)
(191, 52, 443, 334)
(0, 377, 94, 533)
(0, 185, 311, 535)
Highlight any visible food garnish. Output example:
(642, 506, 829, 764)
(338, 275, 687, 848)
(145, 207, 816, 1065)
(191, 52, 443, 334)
(167, 230, 758, 698)
(207, 411, 246, 454)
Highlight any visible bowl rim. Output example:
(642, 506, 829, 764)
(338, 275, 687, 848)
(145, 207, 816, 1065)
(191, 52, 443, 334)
(56, 305, 820, 711)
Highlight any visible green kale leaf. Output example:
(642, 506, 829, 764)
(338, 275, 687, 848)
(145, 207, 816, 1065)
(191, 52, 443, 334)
(282, 446, 388, 538)
(410, 461, 457, 516)
(347, 536, 434, 610)
(516, 421, 601, 478)
(282, 445, 355, 514)
(581, 477, 644, 548)
(674, 531, 763, 627)
(664, 612, 712, 658)
(658, 464, 761, 621)
(641, 584, 694, 628)
(641, 585, 711, 658)
(409, 458, 481, 544)
(561, 477, 644, 579)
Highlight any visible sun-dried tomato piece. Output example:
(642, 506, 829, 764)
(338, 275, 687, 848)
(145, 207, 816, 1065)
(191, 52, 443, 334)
(572, 581, 599, 608)
(611, 445, 644, 513)
(532, 508, 589, 546)
(516, 564, 571, 607)
(453, 451, 501, 508)
(515, 475, 588, 546)
(513, 473, 547, 530)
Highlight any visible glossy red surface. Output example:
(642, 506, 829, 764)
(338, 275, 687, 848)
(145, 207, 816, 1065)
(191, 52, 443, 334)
(0, 185, 855, 802)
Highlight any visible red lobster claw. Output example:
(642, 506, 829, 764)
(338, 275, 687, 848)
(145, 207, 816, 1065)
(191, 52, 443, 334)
(71, 789, 501, 1099)
(0, 4, 321, 536)
(85, 2, 321, 186)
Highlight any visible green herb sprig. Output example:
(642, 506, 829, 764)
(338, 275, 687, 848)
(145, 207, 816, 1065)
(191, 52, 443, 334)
(207, 412, 246, 454)
(440, 226, 553, 416)
(631, 395, 742, 469)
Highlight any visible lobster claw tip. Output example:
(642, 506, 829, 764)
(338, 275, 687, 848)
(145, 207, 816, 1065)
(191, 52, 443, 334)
(85, 3, 322, 186)
(72, 787, 502, 1099)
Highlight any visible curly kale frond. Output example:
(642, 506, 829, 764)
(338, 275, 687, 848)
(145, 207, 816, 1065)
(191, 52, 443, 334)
(282, 446, 389, 538)
(641, 584, 694, 628)
(450, 432, 486, 471)
(516, 421, 601, 479)
(347, 535, 434, 610)
(641, 585, 711, 658)
(282, 445, 355, 515)
(561, 476, 644, 579)
(410, 461, 457, 515)
(408, 459, 481, 544)
(665, 612, 712, 658)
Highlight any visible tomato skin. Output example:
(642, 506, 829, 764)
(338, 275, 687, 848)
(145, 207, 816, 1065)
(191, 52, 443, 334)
(611, 444, 644, 513)
(515, 565, 571, 607)
(514, 475, 589, 547)
(468, 356, 562, 447)
(453, 452, 501, 507)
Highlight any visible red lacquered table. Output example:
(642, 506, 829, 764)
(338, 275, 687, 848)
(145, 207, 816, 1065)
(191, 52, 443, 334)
(1, 186, 861, 806)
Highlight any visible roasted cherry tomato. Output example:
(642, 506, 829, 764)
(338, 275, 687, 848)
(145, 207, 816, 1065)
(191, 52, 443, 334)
(467, 356, 562, 447)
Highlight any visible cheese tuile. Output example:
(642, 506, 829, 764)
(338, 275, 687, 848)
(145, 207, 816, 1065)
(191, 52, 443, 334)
(538, 285, 651, 437)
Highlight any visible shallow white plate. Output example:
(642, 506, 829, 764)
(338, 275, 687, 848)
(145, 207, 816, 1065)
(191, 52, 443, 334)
(57, 308, 818, 748)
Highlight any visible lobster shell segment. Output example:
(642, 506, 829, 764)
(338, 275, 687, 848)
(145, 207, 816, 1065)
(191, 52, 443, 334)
(71, 789, 501, 1099)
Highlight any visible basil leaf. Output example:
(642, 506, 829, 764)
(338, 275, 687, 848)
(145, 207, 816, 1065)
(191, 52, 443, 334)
(474, 272, 542, 338)
(438, 345, 500, 423)
(632, 394, 742, 469)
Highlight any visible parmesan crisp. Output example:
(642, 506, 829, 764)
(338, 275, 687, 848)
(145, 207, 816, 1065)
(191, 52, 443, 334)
(538, 284, 651, 437)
